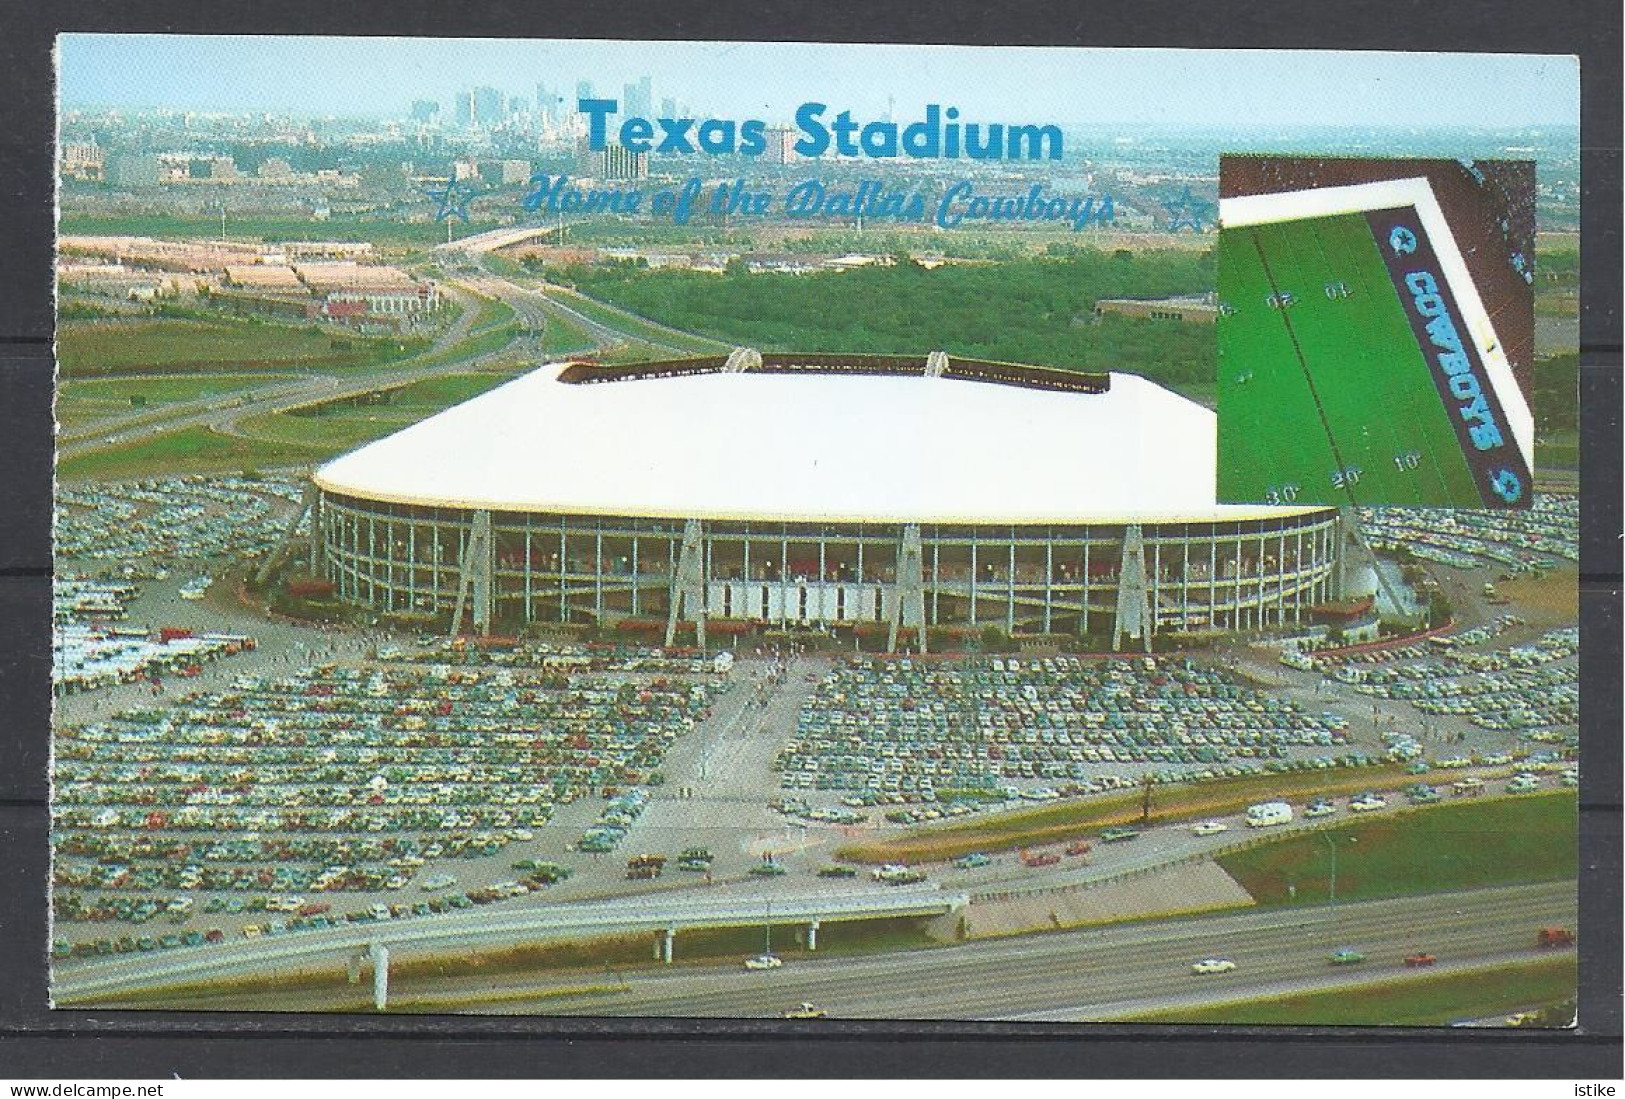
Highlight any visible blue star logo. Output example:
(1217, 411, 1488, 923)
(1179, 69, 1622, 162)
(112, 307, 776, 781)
(1163, 187, 1213, 233)
(422, 178, 477, 223)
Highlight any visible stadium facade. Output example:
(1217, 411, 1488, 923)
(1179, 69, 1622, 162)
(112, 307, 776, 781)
(298, 352, 1348, 650)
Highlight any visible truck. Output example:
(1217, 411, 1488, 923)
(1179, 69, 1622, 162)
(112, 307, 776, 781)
(1245, 801, 1294, 828)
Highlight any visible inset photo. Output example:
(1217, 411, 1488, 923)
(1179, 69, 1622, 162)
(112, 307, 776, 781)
(1216, 157, 1536, 509)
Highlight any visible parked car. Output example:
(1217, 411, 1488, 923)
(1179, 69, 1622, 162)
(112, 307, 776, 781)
(1403, 952, 1437, 967)
(1190, 821, 1229, 836)
(1327, 949, 1366, 965)
(1191, 958, 1236, 975)
(744, 954, 783, 970)
(781, 1001, 827, 1019)
(1099, 827, 1140, 843)
(953, 853, 992, 869)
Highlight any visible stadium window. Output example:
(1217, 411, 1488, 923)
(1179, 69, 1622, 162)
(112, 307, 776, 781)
(799, 586, 809, 621)
(761, 586, 770, 619)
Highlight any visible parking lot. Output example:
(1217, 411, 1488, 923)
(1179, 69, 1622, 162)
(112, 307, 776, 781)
(50, 481, 1581, 964)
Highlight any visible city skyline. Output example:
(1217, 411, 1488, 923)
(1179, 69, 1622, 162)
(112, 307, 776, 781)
(58, 36, 1580, 130)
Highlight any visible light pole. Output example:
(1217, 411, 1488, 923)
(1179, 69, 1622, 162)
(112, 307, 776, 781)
(1322, 832, 1356, 905)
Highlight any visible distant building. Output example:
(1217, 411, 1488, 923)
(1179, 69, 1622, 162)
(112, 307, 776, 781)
(108, 155, 160, 188)
(623, 76, 653, 117)
(764, 127, 798, 165)
(257, 157, 294, 180)
(480, 159, 533, 186)
(575, 138, 648, 181)
(410, 100, 440, 123)
(473, 86, 504, 128)
(1092, 294, 1218, 325)
(574, 80, 593, 104)
(660, 97, 677, 119)
(61, 140, 104, 182)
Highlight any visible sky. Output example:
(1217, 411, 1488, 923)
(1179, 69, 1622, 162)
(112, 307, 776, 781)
(57, 35, 1580, 130)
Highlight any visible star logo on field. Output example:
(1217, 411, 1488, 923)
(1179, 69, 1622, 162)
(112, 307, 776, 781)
(1163, 187, 1214, 233)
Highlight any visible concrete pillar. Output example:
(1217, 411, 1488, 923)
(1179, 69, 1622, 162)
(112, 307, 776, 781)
(654, 933, 664, 960)
(807, 919, 820, 952)
(369, 942, 389, 1011)
(347, 951, 362, 985)
(663, 928, 675, 964)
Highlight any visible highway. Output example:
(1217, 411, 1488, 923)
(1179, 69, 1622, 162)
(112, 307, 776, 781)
(445, 880, 1576, 1020)
(67, 880, 1574, 1018)
(51, 883, 964, 1004)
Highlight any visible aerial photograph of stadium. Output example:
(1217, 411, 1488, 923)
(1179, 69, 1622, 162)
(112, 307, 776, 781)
(49, 36, 1583, 1025)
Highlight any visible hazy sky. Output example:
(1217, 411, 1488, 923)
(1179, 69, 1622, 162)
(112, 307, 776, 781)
(58, 35, 1580, 129)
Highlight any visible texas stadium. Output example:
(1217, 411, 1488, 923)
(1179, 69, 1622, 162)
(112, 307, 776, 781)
(304, 351, 1346, 650)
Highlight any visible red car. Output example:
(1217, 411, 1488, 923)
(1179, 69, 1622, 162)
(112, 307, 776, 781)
(1023, 852, 1061, 868)
(1403, 952, 1437, 967)
(1065, 841, 1093, 857)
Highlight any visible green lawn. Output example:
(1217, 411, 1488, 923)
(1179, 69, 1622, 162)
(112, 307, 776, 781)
(59, 212, 504, 252)
(58, 317, 424, 377)
(1121, 956, 1576, 1026)
(56, 425, 329, 481)
(236, 372, 526, 456)
(56, 373, 295, 428)
(835, 764, 1419, 865)
(1217, 790, 1577, 906)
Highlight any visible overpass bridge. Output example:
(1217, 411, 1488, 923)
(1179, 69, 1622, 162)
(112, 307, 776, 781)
(54, 886, 968, 1010)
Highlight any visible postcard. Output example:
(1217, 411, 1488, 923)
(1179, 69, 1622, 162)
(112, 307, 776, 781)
(51, 36, 1580, 1025)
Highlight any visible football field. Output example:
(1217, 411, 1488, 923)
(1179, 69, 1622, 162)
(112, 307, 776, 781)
(1217, 195, 1532, 509)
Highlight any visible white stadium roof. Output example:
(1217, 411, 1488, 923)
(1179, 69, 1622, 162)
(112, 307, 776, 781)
(313, 363, 1320, 524)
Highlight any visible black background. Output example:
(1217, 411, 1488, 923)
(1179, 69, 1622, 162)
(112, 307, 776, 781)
(1, 0, 1619, 1079)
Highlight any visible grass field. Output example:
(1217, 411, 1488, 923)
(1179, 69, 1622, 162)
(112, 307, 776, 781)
(546, 285, 732, 354)
(238, 372, 525, 455)
(1120, 955, 1576, 1026)
(58, 212, 504, 252)
(1217, 213, 1525, 509)
(58, 317, 425, 377)
(833, 764, 1424, 865)
(1216, 790, 1576, 906)
(55, 372, 294, 429)
(56, 425, 329, 481)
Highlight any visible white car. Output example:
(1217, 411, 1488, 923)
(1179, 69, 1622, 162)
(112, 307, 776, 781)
(1191, 821, 1229, 837)
(1304, 800, 1337, 819)
(1191, 958, 1237, 975)
(744, 954, 783, 971)
(1348, 795, 1387, 812)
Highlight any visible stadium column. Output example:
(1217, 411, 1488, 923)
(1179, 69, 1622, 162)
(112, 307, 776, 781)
(1113, 524, 1152, 653)
(1043, 540, 1053, 634)
(1006, 537, 1016, 635)
(450, 509, 495, 637)
(887, 523, 927, 654)
(1081, 540, 1091, 634)
(407, 520, 417, 612)
(665, 518, 707, 649)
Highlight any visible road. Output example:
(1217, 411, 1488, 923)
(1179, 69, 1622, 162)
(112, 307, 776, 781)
(57, 217, 727, 467)
(437, 880, 1577, 1020)
(76, 881, 1574, 1018)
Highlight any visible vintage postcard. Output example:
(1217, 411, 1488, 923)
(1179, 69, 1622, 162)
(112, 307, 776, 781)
(51, 36, 1580, 1024)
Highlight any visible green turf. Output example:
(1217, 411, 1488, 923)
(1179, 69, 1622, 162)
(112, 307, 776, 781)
(55, 373, 295, 428)
(1120, 955, 1576, 1026)
(1217, 790, 1576, 906)
(56, 425, 328, 481)
(57, 317, 425, 377)
(1216, 214, 1490, 508)
(241, 372, 524, 454)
